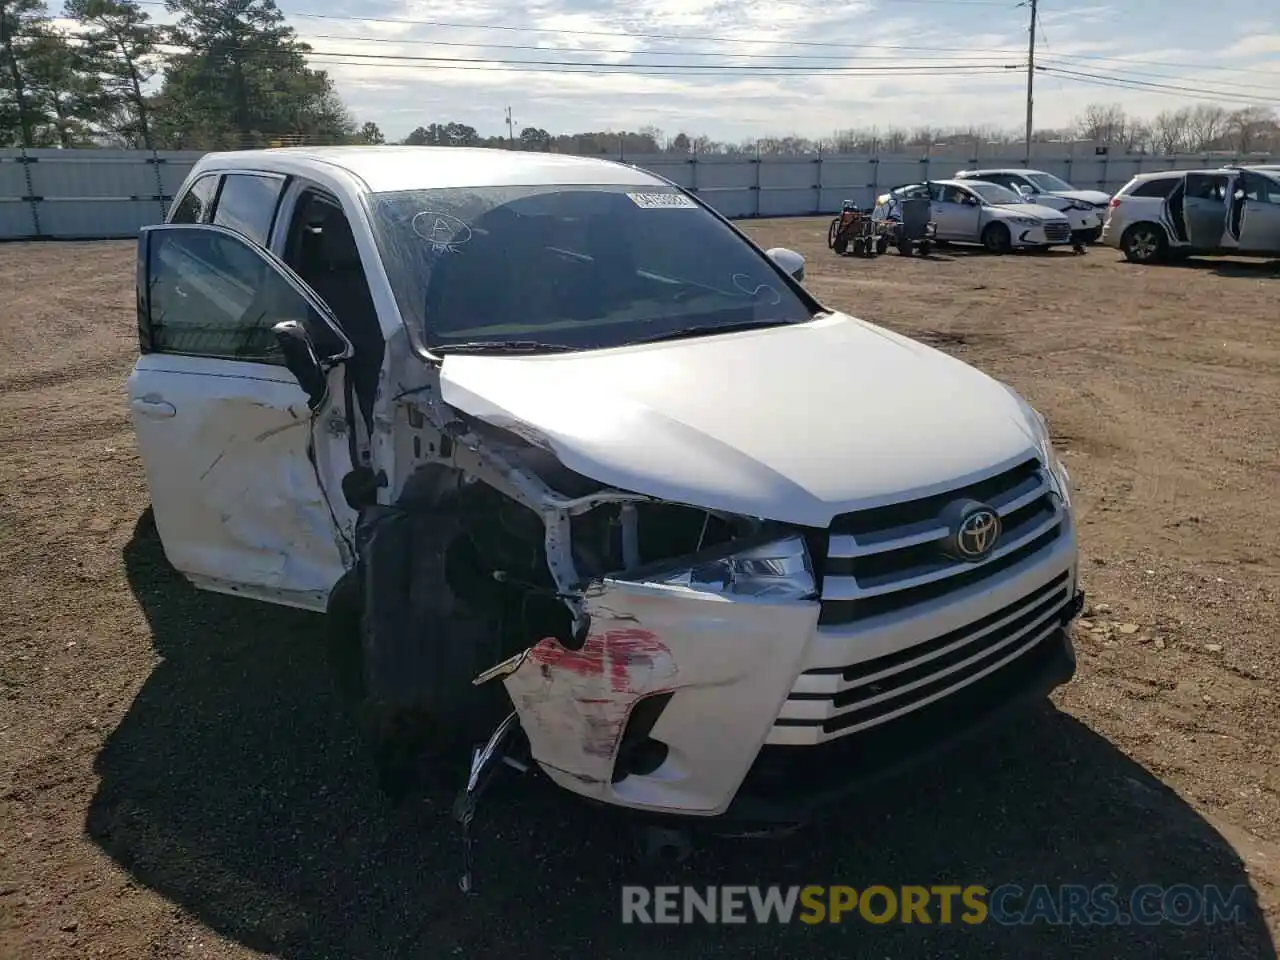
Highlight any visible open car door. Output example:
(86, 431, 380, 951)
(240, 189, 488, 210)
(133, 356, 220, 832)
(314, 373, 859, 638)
(1182, 173, 1230, 251)
(127, 223, 357, 611)
(1235, 171, 1280, 254)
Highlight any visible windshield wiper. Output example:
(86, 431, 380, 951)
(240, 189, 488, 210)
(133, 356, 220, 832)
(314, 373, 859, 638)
(630, 318, 798, 346)
(431, 340, 578, 355)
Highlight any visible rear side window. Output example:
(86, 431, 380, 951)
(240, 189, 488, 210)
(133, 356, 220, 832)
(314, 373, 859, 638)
(1129, 177, 1178, 199)
(210, 173, 286, 246)
(169, 173, 219, 224)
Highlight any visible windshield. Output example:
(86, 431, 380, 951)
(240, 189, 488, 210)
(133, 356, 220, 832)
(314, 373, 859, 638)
(1026, 172, 1075, 192)
(963, 182, 1023, 205)
(366, 183, 816, 352)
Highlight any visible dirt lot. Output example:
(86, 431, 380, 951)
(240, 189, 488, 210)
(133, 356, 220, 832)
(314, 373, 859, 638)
(1, 223, 1278, 958)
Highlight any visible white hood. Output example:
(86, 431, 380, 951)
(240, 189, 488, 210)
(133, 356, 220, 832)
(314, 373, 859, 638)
(438, 313, 1041, 527)
(1048, 188, 1112, 206)
(992, 202, 1071, 222)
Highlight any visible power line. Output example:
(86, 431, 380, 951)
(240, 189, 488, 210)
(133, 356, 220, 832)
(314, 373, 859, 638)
(303, 56, 1021, 79)
(131, 1, 1028, 53)
(291, 32, 1022, 63)
(1039, 66, 1280, 106)
(131, 0, 1280, 78)
(1039, 57, 1280, 93)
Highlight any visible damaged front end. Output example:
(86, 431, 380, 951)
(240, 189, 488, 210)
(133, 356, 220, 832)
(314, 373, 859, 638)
(357, 382, 822, 817)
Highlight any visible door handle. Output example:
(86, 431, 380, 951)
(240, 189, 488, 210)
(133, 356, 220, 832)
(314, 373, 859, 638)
(131, 397, 176, 419)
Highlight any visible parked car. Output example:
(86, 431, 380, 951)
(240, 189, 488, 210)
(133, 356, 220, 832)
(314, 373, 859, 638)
(1102, 166, 1280, 264)
(129, 146, 1081, 823)
(875, 179, 1075, 253)
(954, 168, 1111, 244)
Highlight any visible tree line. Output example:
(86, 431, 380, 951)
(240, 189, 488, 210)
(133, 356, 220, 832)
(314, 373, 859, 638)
(3, 0, 1277, 155)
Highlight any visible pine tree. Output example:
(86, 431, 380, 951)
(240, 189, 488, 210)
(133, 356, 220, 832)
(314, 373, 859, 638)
(64, 0, 158, 148)
(155, 0, 352, 149)
(1, 0, 49, 147)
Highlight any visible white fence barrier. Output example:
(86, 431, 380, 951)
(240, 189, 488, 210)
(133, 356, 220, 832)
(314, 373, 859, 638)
(0, 146, 1269, 241)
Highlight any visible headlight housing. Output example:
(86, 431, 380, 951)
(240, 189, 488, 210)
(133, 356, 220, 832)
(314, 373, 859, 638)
(645, 534, 816, 601)
(1010, 216, 1040, 226)
(1007, 388, 1072, 511)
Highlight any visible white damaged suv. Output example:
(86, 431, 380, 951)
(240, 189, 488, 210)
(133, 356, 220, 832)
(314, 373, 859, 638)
(128, 146, 1082, 823)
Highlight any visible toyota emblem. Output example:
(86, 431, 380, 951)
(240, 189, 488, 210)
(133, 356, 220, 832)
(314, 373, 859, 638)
(941, 499, 1002, 562)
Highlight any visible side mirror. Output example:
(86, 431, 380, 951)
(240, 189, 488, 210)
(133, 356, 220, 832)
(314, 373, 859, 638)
(1234, 188, 1246, 200)
(766, 246, 805, 282)
(1016, 183, 1035, 196)
(272, 319, 329, 410)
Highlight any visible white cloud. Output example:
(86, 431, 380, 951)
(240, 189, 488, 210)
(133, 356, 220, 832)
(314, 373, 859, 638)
(66, 0, 1280, 142)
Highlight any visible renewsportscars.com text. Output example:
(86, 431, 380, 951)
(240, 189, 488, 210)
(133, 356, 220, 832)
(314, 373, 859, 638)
(620, 884, 1251, 926)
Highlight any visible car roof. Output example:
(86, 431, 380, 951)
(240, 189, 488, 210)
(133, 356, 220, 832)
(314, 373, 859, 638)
(957, 168, 1044, 176)
(1128, 167, 1239, 181)
(191, 145, 666, 193)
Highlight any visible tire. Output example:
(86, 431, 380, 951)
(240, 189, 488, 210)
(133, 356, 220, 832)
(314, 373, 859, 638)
(853, 238, 866, 256)
(875, 236, 889, 255)
(918, 241, 932, 257)
(981, 222, 1012, 254)
(897, 240, 913, 256)
(833, 234, 848, 255)
(827, 218, 840, 249)
(1121, 223, 1166, 264)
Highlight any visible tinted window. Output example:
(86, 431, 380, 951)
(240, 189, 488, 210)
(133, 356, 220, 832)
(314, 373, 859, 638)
(1026, 172, 1075, 192)
(1239, 172, 1280, 204)
(974, 173, 1022, 190)
(368, 184, 816, 352)
(1130, 177, 1178, 198)
(1187, 174, 1229, 201)
(145, 228, 315, 364)
(962, 181, 1022, 205)
(169, 174, 219, 224)
(211, 173, 286, 246)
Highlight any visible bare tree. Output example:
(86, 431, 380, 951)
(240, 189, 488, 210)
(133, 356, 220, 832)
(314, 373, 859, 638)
(1227, 105, 1277, 153)
(1074, 102, 1128, 143)
(1186, 104, 1230, 151)
(1151, 107, 1191, 154)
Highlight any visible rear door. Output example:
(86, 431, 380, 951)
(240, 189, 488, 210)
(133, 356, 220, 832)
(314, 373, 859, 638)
(128, 220, 355, 611)
(1235, 171, 1280, 254)
(931, 184, 982, 240)
(1182, 173, 1230, 250)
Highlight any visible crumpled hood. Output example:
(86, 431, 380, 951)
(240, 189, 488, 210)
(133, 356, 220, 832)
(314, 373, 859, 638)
(992, 202, 1071, 222)
(1048, 188, 1112, 206)
(438, 313, 1041, 527)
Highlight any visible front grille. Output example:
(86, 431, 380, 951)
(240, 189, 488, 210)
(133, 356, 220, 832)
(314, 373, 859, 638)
(778, 571, 1072, 738)
(1043, 221, 1072, 242)
(818, 457, 1063, 625)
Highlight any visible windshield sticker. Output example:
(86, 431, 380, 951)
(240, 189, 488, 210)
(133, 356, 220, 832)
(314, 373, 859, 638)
(626, 192, 697, 210)
(411, 211, 473, 253)
(731, 274, 782, 305)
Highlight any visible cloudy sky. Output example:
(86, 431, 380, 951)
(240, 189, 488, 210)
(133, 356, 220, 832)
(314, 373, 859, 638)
(128, 0, 1280, 142)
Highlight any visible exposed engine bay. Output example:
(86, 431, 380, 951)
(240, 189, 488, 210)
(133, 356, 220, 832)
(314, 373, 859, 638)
(354, 380, 781, 794)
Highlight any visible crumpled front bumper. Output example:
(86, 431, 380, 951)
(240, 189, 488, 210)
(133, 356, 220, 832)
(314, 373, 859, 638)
(502, 531, 1083, 820)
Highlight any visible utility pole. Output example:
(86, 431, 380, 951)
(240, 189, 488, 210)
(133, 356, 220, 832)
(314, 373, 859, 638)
(505, 106, 515, 149)
(1023, 0, 1038, 165)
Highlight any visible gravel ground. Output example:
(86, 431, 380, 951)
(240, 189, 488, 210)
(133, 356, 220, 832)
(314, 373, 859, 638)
(1, 227, 1278, 958)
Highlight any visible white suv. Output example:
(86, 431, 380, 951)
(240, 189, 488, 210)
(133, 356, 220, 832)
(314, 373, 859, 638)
(128, 146, 1082, 823)
(955, 168, 1111, 244)
(1102, 166, 1280, 263)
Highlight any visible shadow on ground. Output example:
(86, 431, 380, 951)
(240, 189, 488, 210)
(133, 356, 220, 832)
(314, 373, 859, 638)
(1167, 257, 1280, 279)
(89, 511, 1277, 959)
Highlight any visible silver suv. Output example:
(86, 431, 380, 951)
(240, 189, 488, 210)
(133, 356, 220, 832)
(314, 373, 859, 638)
(1102, 166, 1280, 264)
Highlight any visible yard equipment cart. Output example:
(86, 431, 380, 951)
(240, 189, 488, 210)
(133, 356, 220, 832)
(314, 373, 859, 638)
(874, 196, 936, 256)
(827, 200, 878, 257)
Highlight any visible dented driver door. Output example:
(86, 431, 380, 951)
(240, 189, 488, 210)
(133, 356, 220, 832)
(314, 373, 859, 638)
(128, 223, 355, 611)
